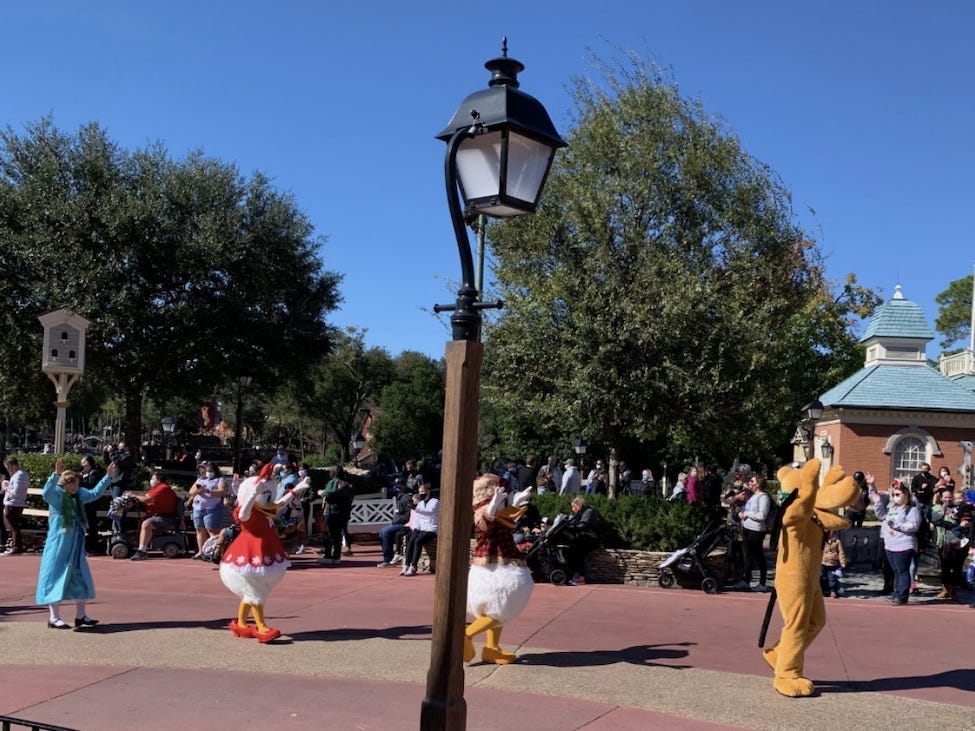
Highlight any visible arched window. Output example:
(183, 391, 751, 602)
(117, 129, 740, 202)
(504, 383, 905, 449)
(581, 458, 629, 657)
(893, 436, 926, 484)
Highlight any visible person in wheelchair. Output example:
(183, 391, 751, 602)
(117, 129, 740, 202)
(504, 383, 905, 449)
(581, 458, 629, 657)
(125, 471, 180, 561)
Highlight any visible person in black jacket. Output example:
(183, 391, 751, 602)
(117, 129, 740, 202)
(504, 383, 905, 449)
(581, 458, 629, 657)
(564, 496, 600, 585)
(79, 455, 107, 554)
(377, 480, 413, 567)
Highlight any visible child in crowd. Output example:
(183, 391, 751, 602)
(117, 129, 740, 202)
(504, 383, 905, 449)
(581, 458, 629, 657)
(820, 531, 848, 598)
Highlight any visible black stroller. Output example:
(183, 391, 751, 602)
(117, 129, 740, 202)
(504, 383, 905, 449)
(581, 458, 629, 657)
(524, 514, 574, 586)
(656, 520, 729, 594)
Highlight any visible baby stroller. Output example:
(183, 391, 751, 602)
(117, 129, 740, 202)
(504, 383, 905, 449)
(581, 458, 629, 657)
(524, 514, 574, 586)
(657, 520, 729, 594)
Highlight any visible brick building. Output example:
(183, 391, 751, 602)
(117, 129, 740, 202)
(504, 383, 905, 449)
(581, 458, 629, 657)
(810, 285, 975, 490)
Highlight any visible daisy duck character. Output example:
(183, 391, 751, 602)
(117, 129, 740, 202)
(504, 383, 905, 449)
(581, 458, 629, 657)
(465, 473, 534, 664)
(219, 463, 309, 643)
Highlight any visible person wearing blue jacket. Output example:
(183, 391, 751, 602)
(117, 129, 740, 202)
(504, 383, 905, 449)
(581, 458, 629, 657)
(36, 458, 118, 629)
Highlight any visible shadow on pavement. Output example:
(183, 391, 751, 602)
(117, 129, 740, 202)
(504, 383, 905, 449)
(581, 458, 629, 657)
(518, 642, 695, 669)
(289, 624, 432, 642)
(818, 668, 975, 694)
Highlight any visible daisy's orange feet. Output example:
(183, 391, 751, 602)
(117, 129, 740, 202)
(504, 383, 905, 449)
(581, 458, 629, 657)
(229, 619, 255, 638)
(481, 646, 516, 664)
(255, 627, 281, 643)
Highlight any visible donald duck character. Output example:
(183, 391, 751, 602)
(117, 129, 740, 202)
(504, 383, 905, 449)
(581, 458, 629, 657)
(465, 474, 534, 664)
(219, 463, 309, 643)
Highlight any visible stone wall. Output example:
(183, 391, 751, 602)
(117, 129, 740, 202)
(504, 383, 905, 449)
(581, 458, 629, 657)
(584, 548, 667, 585)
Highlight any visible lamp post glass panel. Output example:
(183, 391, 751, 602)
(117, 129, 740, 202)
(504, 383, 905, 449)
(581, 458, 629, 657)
(421, 40, 565, 731)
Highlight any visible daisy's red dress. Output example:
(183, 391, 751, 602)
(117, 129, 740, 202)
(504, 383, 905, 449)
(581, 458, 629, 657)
(219, 505, 291, 606)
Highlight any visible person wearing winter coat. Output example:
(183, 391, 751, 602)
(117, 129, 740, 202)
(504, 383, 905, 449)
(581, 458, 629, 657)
(36, 459, 118, 628)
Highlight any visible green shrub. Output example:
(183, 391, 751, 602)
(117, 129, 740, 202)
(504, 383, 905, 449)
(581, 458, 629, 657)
(532, 492, 722, 552)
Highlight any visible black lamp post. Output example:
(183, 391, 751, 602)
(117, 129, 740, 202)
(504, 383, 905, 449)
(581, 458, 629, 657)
(572, 437, 588, 472)
(421, 40, 565, 731)
(233, 376, 253, 475)
(161, 416, 175, 462)
(350, 433, 365, 467)
(798, 398, 824, 461)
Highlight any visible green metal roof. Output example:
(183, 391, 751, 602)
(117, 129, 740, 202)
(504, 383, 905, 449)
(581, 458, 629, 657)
(859, 286, 934, 343)
(820, 364, 975, 412)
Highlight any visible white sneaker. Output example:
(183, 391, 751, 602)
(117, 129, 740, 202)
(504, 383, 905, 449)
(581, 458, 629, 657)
(391, 554, 403, 564)
(294, 544, 306, 555)
(376, 561, 391, 568)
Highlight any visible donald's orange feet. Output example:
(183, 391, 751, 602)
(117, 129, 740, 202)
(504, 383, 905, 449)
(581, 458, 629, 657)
(229, 619, 255, 638)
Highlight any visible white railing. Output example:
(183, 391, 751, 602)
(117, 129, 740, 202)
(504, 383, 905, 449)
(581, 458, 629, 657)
(348, 497, 396, 526)
(939, 349, 975, 378)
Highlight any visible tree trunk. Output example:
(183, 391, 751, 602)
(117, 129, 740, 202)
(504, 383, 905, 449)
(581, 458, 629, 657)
(124, 387, 143, 461)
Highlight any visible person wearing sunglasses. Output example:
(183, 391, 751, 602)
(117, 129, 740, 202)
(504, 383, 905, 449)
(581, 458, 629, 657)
(870, 477, 922, 605)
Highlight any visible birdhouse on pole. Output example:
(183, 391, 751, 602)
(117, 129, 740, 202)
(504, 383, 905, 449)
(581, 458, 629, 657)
(38, 308, 92, 454)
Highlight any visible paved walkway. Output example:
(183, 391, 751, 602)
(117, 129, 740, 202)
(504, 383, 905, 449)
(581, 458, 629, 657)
(1, 544, 973, 731)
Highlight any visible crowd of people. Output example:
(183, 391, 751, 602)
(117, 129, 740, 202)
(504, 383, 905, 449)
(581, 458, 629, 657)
(717, 461, 975, 606)
(6, 446, 974, 611)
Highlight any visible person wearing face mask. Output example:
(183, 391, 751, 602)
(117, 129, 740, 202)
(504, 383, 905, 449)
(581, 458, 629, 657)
(125, 471, 179, 561)
(935, 466, 956, 494)
(187, 461, 227, 559)
(870, 477, 921, 605)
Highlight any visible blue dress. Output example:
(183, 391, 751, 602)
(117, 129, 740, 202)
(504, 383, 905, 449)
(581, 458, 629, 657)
(36, 472, 112, 605)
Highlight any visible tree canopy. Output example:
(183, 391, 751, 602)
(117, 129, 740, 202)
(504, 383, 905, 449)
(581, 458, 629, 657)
(935, 273, 973, 350)
(480, 57, 878, 479)
(0, 118, 340, 447)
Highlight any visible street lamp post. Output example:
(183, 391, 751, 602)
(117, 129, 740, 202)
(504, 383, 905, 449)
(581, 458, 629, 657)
(350, 433, 365, 467)
(572, 437, 588, 473)
(161, 416, 176, 462)
(233, 376, 253, 475)
(797, 398, 824, 461)
(421, 40, 565, 731)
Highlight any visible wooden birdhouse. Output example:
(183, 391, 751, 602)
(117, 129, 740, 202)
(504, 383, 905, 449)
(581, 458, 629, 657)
(38, 308, 92, 375)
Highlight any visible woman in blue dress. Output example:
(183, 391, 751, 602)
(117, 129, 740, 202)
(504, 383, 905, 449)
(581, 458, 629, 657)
(36, 458, 118, 629)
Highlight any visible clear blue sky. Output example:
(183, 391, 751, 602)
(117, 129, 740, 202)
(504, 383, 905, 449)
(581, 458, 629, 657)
(4, 1, 973, 358)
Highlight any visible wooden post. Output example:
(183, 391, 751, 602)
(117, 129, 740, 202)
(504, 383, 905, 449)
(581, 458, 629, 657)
(420, 339, 483, 731)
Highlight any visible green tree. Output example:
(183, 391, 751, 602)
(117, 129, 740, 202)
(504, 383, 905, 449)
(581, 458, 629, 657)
(295, 328, 395, 462)
(935, 274, 973, 350)
(370, 351, 445, 462)
(0, 118, 340, 449)
(481, 56, 876, 487)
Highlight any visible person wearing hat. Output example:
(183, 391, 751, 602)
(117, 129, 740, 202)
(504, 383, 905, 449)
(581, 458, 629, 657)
(36, 458, 119, 629)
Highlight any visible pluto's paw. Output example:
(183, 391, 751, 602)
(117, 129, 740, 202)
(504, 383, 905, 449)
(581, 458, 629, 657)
(773, 677, 815, 697)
